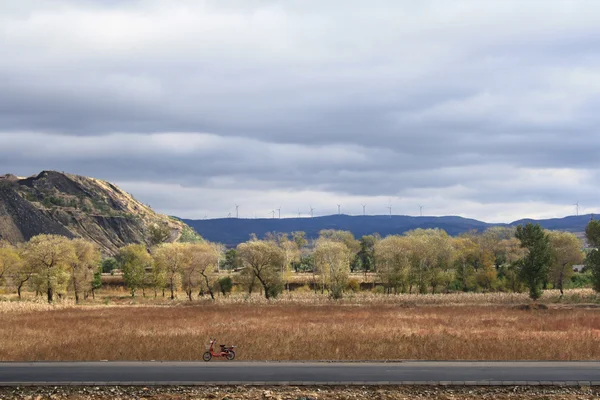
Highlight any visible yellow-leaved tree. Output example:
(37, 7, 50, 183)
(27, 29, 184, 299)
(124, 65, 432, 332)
(23, 234, 75, 303)
(70, 239, 102, 303)
(314, 238, 351, 299)
(237, 239, 285, 299)
(548, 231, 584, 295)
(374, 235, 411, 294)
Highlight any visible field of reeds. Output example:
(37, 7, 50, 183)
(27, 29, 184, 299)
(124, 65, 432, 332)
(1, 289, 600, 361)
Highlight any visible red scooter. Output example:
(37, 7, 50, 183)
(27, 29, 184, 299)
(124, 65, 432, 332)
(203, 338, 236, 361)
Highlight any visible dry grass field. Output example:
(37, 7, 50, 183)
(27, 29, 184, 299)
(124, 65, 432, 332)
(1, 290, 600, 361)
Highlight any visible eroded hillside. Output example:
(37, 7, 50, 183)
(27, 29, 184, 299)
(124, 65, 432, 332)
(0, 171, 201, 254)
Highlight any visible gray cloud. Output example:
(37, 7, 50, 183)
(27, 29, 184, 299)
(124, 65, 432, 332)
(1, 0, 600, 222)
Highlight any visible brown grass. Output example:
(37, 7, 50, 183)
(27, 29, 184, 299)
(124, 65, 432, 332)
(1, 300, 600, 361)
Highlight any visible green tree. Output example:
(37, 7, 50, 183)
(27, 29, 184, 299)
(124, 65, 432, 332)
(217, 276, 233, 296)
(585, 218, 600, 248)
(584, 219, 600, 292)
(515, 223, 552, 301)
(117, 244, 153, 297)
(23, 235, 76, 303)
(91, 269, 102, 298)
(101, 257, 118, 273)
(222, 249, 242, 270)
(356, 235, 378, 273)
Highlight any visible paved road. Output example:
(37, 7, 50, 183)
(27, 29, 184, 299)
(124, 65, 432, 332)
(1, 361, 599, 386)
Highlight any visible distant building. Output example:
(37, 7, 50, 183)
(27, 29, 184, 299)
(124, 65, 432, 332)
(573, 265, 585, 273)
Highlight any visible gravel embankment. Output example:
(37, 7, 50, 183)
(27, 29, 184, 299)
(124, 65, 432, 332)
(1, 386, 600, 400)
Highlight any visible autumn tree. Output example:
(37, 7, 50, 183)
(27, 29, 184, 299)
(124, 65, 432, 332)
(117, 244, 153, 297)
(314, 238, 351, 299)
(273, 234, 300, 291)
(237, 239, 285, 299)
(515, 223, 552, 301)
(475, 263, 498, 291)
(153, 242, 190, 299)
(0, 241, 20, 289)
(318, 230, 360, 257)
(184, 242, 219, 300)
(405, 229, 454, 294)
(452, 237, 479, 291)
(70, 239, 101, 303)
(495, 237, 527, 292)
(13, 247, 34, 299)
(374, 236, 410, 294)
(149, 256, 167, 297)
(548, 231, 584, 295)
(23, 235, 75, 303)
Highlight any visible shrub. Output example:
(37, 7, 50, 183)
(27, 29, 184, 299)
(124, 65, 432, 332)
(294, 284, 312, 293)
(569, 272, 593, 289)
(218, 276, 233, 296)
(346, 278, 360, 292)
(101, 258, 118, 274)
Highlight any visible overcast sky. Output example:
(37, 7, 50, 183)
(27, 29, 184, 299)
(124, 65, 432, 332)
(1, 0, 599, 222)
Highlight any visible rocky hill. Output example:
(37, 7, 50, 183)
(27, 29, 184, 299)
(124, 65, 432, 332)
(0, 171, 201, 254)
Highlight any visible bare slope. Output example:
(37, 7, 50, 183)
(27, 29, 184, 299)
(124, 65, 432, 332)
(0, 171, 199, 254)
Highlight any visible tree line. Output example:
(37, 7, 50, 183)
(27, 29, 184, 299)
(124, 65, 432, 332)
(2, 220, 600, 303)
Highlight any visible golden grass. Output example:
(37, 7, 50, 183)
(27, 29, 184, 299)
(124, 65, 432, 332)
(1, 299, 600, 361)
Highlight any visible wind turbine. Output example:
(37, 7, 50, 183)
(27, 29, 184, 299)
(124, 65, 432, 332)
(297, 209, 301, 218)
(310, 205, 315, 218)
(387, 205, 392, 218)
(227, 212, 232, 218)
(235, 204, 239, 219)
(270, 210, 275, 219)
(574, 201, 580, 216)
(276, 207, 281, 219)
(337, 204, 341, 215)
(361, 204, 366, 216)
(419, 205, 424, 217)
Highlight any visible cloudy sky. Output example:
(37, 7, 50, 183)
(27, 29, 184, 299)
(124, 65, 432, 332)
(1, 0, 599, 222)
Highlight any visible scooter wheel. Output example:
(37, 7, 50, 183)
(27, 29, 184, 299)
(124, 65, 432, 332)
(226, 350, 235, 361)
(203, 351, 212, 362)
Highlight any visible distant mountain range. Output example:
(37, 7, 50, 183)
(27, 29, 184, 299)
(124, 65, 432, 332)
(182, 214, 595, 246)
(1, 170, 593, 251)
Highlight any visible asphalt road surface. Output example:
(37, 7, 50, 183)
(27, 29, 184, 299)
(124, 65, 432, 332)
(1, 361, 599, 386)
